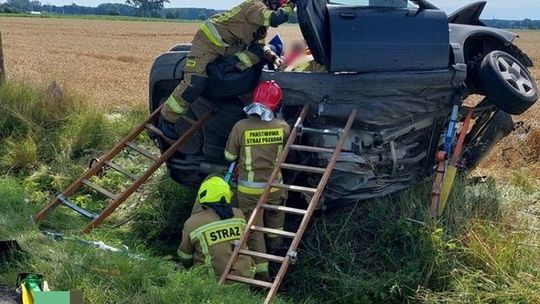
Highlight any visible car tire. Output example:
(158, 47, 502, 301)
(203, 66, 260, 99)
(169, 43, 192, 52)
(479, 51, 538, 115)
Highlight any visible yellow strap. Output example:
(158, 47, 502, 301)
(224, 150, 237, 161)
(177, 250, 194, 260)
(263, 10, 273, 27)
(235, 52, 253, 67)
(189, 218, 247, 241)
(438, 166, 457, 216)
(245, 146, 254, 182)
(254, 262, 269, 273)
(21, 284, 33, 304)
(165, 95, 186, 115)
(185, 59, 197, 69)
(197, 235, 215, 277)
(276, 144, 283, 163)
(237, 184, 280, 195)
(200, 21, 229, 48)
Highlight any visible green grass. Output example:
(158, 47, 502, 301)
(284, 177, 540, 303)
(1, 79, 539, 303)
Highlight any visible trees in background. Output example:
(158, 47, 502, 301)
(125, 0, 169, 17)
(6, 0, 30, 11)
(3, 0, 537, 29)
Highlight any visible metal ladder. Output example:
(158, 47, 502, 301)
(219, 104, 357, 304)
(33, 105, 212, 234)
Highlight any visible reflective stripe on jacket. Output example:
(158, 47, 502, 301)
(199, 0, 293, 50)
(225, 117, 291, 194)
(178, 208, 253, 278)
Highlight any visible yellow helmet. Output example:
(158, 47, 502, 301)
(198, 176, 233, 205)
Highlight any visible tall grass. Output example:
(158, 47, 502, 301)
(0, 135, 38, 171)
(1, 79, 539, 303)
(0, 79, 287, 303)
(284, 177, 540, 303)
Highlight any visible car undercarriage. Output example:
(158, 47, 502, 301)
(148, 0, 538, 208)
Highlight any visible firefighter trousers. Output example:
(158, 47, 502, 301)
(160, 31, 261, 123)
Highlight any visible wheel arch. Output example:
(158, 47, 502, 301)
(462, 32, 534, 67)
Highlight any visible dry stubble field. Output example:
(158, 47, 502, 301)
(0, 16, 539, 177)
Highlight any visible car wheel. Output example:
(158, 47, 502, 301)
(479, 51, 538, 115)
(169, 43, 191, 52)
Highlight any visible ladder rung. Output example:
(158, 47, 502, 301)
(105, 161, 138, 180)
(125, 142, 159, 161)
(281, 163, 326, 174)
(299, 126, 340, 136)
(182, 116, 197, 125)
(145, 123, 163, 136)
(81, 179, 118, 200)
(290, 144, 335, 154)
(271, 183, 317, 194)
(251, 226, 296, 238)
(145, 124, 174, 143)
(227, 274, 273, 288)
(262, 204, 307, 215)
(238, 249, 285, 263)
(58, 194, 98, 220)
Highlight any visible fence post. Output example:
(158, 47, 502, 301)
(0, 31, 5, 83)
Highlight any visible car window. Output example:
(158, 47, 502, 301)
(329, 0, 418, 8)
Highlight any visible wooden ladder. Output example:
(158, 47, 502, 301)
(219, 104, 357, 303)
(33, 104, 212, 234)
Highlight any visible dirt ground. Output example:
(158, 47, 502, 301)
(0, 17, 301, 110)
(0, 17, 538, 178)
(0, 285, 16, 304)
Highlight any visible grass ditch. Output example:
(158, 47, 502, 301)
(1, 79, 539, 303)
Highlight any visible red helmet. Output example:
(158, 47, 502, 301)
(252, 81, 282, 111)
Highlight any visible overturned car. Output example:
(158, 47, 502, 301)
(148, 0, 538, 208)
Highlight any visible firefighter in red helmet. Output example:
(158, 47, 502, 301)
(224, 80, 290, 281)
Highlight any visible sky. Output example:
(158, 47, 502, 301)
(20, 0, 540, 19)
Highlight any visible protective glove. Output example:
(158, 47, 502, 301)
(273, 57, 284, 69)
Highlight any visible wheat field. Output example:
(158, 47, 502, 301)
(0, 16, 538, 177)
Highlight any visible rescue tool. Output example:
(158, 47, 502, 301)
(33, 104, 213, 233)
(437, 107, 475, 216)
(219, 104, 358, 304)
(17, 273, 46, 304)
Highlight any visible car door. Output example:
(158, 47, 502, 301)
(327, 0, 450, 72)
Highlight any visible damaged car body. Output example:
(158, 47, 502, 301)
(148, 0, 538, 208)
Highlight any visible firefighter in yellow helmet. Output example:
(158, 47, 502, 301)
(159, 0, 296, 139)
(224, 81, 290, 280)
(178, 176, 254, 278)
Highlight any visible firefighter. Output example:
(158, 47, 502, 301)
(224, 80, 290, 280)
(159, 0, 296, 139)
(178, 176, 254, 279)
